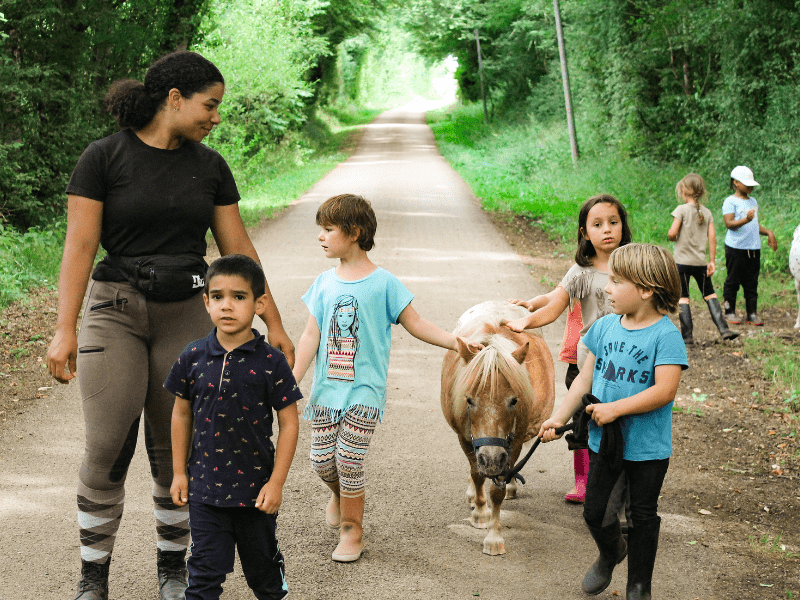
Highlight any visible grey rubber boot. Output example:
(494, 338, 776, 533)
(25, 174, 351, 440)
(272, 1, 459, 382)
(157, 549, 188, 600)
(678, 304, 693, 345)
(706, 298, 739, 340)
(745, 298, 763, 325)
(625, 518, 661, 600)
(582, 521, 627, 595)
(74, 556, 110, 600)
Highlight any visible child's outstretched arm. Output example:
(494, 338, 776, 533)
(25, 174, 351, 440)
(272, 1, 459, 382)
(506, 286, 570, 332)
(539, 351, 594, 442)
(292, 314, 321, 384)
(508, 294, 548, 312)
(586, 363, 682, 426)
(398, 304, 483, 353)
(667, 216, 682, 242)
(170, 397, 193, 507)
(256, 403, 300, 513)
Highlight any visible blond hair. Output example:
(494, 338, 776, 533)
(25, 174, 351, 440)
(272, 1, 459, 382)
(675, 173, 707, 225)
(608, 244, 681, 314)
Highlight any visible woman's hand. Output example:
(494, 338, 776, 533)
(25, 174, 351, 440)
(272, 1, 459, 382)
(47, 328, 78, 383)
(706, 260, 715, 276)
(267, 326, 296, 368)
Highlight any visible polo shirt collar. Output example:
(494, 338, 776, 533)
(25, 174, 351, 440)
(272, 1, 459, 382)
(205, 328, 265, 357)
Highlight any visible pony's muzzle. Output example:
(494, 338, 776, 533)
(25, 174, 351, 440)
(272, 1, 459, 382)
(476, 446, 509, 477)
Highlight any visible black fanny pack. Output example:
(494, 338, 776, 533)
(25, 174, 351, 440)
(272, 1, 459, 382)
(108, 254, 208, 302)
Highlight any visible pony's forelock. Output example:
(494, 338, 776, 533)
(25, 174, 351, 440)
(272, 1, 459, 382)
(449, 333, 537, 420)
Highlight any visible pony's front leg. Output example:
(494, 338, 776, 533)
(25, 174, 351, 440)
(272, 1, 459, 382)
(504, 478, 517, 499)
(467, 471, 491, 529)
(482, 483, 507, 555)
(460, 437, 491, 529)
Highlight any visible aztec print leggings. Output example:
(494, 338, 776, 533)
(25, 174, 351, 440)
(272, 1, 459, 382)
(309, 405, 379, 497)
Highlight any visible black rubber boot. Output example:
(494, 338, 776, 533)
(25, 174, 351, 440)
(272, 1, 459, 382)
(582, 522, 628, 595)
(678, 304, 693, 345)
(625, 518, 661, 600)
(157, 549, 188, 600)
(74, 556, 110, 600)
(706, 298, 739, 340)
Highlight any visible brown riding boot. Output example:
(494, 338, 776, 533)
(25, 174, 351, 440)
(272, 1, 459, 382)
(332, 494, 364, 562)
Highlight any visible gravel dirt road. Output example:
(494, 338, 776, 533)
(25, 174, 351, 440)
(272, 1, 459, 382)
(0, 104, 731, 599)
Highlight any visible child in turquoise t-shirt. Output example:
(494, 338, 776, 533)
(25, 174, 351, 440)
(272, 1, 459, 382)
(292, 193, 482, 563)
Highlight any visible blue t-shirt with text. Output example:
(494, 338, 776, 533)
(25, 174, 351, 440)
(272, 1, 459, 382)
(583, 314, 688, 461)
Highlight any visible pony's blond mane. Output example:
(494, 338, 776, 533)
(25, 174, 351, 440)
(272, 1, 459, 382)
(449, 331, 537, 420)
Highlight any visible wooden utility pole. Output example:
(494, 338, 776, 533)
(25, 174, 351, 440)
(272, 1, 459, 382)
(554, 0, 579, 164)
(474, 29, 489, 123)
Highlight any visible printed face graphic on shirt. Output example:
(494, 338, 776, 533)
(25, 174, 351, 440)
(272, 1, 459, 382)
(593, 339, 652, 394)
(327, 295, 359, 381)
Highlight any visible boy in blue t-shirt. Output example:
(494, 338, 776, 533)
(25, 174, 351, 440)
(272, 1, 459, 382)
(165, 254, 301, 600)
(539, 243, 687, 600)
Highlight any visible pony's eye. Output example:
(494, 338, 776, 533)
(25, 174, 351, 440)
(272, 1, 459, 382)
(466, 397, 476, 407)
(508, 397, 518, 407)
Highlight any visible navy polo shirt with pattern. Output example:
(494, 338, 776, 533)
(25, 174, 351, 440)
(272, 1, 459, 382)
(164, 328, 302, 507)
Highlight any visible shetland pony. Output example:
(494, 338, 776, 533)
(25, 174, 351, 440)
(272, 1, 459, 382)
(441, 301, 555, 555)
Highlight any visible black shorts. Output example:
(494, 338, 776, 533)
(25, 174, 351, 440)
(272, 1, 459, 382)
(677, 263, 715, 299)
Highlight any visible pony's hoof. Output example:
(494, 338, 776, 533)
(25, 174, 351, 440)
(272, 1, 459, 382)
(470, 510, 490, 529)
(482, 537, 506, 556)
(504, 487, 517, 500)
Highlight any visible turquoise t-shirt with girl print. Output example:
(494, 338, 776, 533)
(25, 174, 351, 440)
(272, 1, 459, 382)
(302, 267, 414, 423)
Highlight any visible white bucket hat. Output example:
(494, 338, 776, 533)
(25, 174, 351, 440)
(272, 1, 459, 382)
(731, 165, 759, 187)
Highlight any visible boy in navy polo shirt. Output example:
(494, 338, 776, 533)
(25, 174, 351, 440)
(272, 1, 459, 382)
(166, 254, 301, 600)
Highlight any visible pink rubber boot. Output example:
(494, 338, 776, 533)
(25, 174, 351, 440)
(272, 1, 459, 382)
(565, 449, 589, 503)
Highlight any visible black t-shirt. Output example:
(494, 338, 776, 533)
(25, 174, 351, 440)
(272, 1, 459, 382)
(66, 129, 240, 280)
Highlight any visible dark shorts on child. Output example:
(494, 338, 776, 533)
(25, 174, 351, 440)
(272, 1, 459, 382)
(676, 263, 715, 299)
(186, 502, 288, 600)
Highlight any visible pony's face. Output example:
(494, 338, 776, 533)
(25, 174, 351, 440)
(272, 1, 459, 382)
(465, 375, 519, 477)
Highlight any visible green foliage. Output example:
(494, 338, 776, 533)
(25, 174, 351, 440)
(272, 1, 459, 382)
(197, 0, 327, 171)
(428, 100, 799, 277)
(0, 223, 63, 307)
(402, 0, 554, 108)
(408, 0, 800, 205)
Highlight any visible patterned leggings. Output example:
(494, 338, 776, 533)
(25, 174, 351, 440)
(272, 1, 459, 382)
(309, 406, 379, 497)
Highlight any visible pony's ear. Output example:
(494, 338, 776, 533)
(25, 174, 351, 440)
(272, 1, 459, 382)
(511, 340, 530, 364)
(457, 337, 479, 362)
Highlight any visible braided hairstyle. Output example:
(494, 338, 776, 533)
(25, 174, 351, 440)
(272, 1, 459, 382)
(676, 173, 707, 225)
(103, 51, 224, 130)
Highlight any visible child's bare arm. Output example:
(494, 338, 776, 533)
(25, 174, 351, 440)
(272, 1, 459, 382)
(170, 397, 193, 506)
(707, 220, 717, 276)
(586, 364, 682, 426)
(539, 351, 594, 441)
(506, 286, 570, 332)
(292, 314, 321, 384)
(508, 294, 548, 312)
(256, 403, 300, 513)
(398, 304, 482, 353)
(759, 223, 777, 251)
(667, 216, 682, 241)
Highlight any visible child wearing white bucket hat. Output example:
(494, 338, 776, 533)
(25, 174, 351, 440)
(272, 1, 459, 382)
(721, 165, 778, 325)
